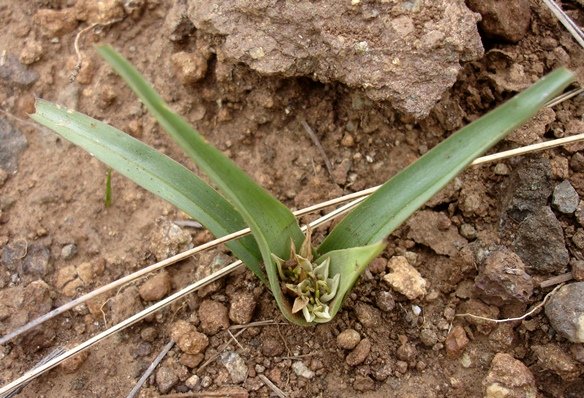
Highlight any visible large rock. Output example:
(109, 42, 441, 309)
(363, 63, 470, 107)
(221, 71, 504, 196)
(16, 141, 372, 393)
(545, 283, 584, 343)
(186, 0, 483, 118)
(482, 353, 537, 398)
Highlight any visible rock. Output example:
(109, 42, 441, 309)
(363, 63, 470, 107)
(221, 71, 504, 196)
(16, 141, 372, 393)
(75, 0, 126, 24)
(459, 223, 477, 240)
(33, 8, 78, 37)
(488, 324, 516, 352)
(156, 364, 179, 394)
(133, 341, 152, 358)
(337, 329, 361, 350)
(354, 302, 382, 328)
(108, 286, 144, 324)
(164, 0, 195, 42)
(61, 243, 78, 260)
(552, 180, 580, 214)
(140, 326, 158, 342)
(22, 242, 51, 277)
(571, 260, 584, 281)
(0, 117, 28, 174)
(194, 252, 230, 297)
(545, 283, 584, 343)
(571, 152, 584, 173)
(353, 375, 375, 392)
(420, 328, 438, 347)
(513, 206, 569, 274)
(407, 211, 468, 257)
(474, 248, 534, 304)
(185, 374, 200, 390)
(60, 351, 89, 374)
(261, 335, 285, 357)
(228, 290, 256, 325)
(19, 40, 44, 65)
(170, 320, 209, 355)
(467, 0, 531, 42)
(482, 353, 537, 398)
(502, 157, 553, 222)
(532, 344, 581, 381)
(149, 219, 192, 261)
(375, 291, 395, 312)
(171, 51, 209, 85)
(139, 271, 172, 301)
(445, 325, 469, 358)
(292, 361, 315, 379)
(187, 1, 483, 118)
(180, 353, 204, 368)
(221, 351, 248, 383)
(346, 338, 371, 366)
(383, 256, 427, 300)
(198, 299, 229, 335)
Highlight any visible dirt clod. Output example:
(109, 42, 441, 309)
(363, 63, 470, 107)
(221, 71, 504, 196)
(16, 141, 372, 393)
(346, 338, 371, 366)
(33, 8, 78, 37)
(108, 286, 144, 324)
(228, 290, 256, 325)
(171, 51, 209, 85)
(198, 299, 230, 335)
(139, 270, 172, 301)
(545, 283, 584, 343)
(60, 351, 90, 374)
(337, 328, 361, 350)
(482, 353, 536, 398)
(170, 320, 209, 355)
(467, 0, 531, 42)
(407, 211, 467, 257)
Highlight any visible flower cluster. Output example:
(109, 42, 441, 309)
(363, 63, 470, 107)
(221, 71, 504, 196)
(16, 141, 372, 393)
(271, 230, 340, 322)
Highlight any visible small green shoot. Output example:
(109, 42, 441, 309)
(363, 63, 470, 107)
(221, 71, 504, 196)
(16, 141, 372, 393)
(31, 46, 575, 325)
(104, 168, 112, 208)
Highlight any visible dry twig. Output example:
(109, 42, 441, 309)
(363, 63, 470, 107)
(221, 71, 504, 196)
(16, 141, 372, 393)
(300, 118, 334, 180)
(126, 340, 174, 398)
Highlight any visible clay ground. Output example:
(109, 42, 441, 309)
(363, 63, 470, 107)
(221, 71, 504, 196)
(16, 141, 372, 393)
(1, 0, 584, 397)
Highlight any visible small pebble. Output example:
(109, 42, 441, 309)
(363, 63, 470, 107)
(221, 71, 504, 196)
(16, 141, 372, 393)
(185, 374, 200, 390)
(220, 351, 248, 384)
(60, 243, 77, 260)
(179, 353, 204, 368)
(445, 325, 469, 358)
(552, 180, 579, 214)
(383, 256, 427, 300)
(140, 327, 158, 342)
(292, 361, 315, 379)
(337, 328, 361, 350)
(156, 365, 179, 394)
(375, 291, 395, 312)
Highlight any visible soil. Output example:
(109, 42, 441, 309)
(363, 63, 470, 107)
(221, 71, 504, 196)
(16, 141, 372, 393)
(1, 1, 584, 397)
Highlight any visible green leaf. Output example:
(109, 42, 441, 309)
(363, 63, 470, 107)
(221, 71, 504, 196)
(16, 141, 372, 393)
(312, 242, 386, 323)
(319, 68, 576, 253)
(30, 99, 264, 281)
(97, 45, 308, 324)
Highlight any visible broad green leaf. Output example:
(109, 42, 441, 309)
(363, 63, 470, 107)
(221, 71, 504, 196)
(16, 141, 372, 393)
(97, 45, 308, 324)
(313, 242, 386, 323)
(31, 99, 264, 281)
(319, 68, 576, 253)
